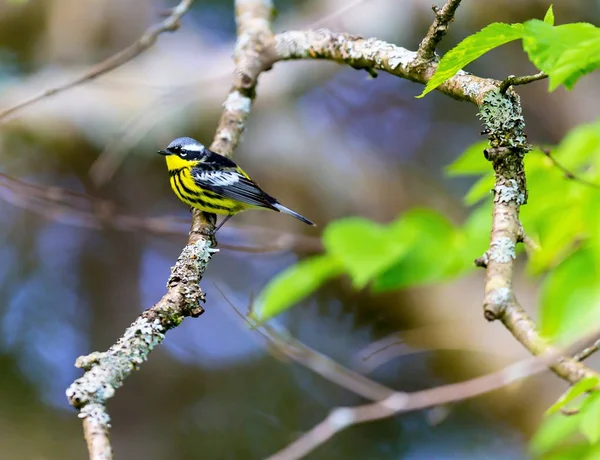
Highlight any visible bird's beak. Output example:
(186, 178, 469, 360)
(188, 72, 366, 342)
(157, 150, 170, 156)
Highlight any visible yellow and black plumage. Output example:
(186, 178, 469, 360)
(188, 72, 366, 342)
(158, 137, 316, 232)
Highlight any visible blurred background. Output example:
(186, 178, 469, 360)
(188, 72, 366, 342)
(0, 0, 599, 458)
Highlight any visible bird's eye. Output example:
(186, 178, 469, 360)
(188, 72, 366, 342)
(180, 151, 187, 158)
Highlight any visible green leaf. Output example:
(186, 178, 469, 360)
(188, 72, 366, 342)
(550, 37, 600, 90)
(464, 174, 495, 205)
(539, 249, 600, 341)
(530, 412, 583, 456)
(256, 254, 343, 321)
(418, 23, 524, 98)
(373, 210, 465, 291)
(584, 189, 600, 270)
(581, 392, 600, 444)
(522, 20, 600, 91)
(323, 218, 416, 289)
(544, 5, 555, 26)
(446, 141, 490, 176)
(520, 127, 600, 273)
(547, 377, 600, 415)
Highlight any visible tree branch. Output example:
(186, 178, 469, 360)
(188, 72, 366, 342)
(66, 242, 212, 460)
(499, 71, 548, 94)
(271, 28, 599, 386)
(65, 1, 275, 458)
(273, 29, 498, 104)
(51, 7, 599, 458)
(218, 288, 600, 459)
(267, 327, 600, 460)
(0, 0, 194, 123)
(415, 0, 463, 64)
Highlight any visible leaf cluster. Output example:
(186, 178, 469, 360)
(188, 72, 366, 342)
(419, 6, 600, 97)
(255, 209, 488, 321)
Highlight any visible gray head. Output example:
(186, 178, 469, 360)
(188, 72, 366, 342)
(158, 137, 207, 160)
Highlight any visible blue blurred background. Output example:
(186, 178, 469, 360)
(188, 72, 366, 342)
(0, 0, 599, 458)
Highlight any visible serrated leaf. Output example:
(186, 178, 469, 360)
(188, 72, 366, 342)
(446, 141, 491, 176)
(550, 37, 600, 90)
(522, 20, 600, 91)
(255, 254, 343, 321)
(418, 23, 524, 98)
(373, 209, 465, 291)
(323, 217, 416, 289)
(547, 377, 600, 415)
(544, 5, 555, 26)
(581, 392, 600, 444)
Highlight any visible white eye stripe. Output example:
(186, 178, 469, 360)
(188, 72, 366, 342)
(181, 143, 205, 152)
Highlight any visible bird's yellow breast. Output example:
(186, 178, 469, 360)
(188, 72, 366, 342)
(166, 160, 245, 215)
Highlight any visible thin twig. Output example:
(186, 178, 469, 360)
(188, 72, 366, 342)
(499, 72, 548, 94)
(540, 148, 600, 190)
(0, 171, 188, 235)
(574, 339, 600, 362)
(415, 0, 463, 64)
(0, 0, 194, 123)
(517, 220, 541, 252)
(217, 285, 395, 402)
(1, 171, 321, 252)
(88, 70, 229, 186)
(267, 327, 600, 460)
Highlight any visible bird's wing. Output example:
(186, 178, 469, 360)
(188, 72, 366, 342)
(191, 166, 275, 209)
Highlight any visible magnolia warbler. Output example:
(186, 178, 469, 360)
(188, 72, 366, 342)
(158, 137, 316, 232)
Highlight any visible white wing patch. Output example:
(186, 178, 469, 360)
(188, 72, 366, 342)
(194, 170, 240, 186)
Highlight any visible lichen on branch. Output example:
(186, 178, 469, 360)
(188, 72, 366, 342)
(477, 89, 529, 320)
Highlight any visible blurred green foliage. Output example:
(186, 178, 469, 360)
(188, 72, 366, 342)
(448, 120, 600, 345)
(257, 11, 600, 457)
(420, 5, 600, 97)
(251, 4, 600, 458)
(450, 124, 600, 457)
(256, 208, 488, 321)
(546, 376, 600, 416)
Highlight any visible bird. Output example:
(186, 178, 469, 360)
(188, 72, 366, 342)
(158, 137, 316, 233)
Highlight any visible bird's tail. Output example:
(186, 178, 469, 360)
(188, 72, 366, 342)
(272, 202, 316, 226)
